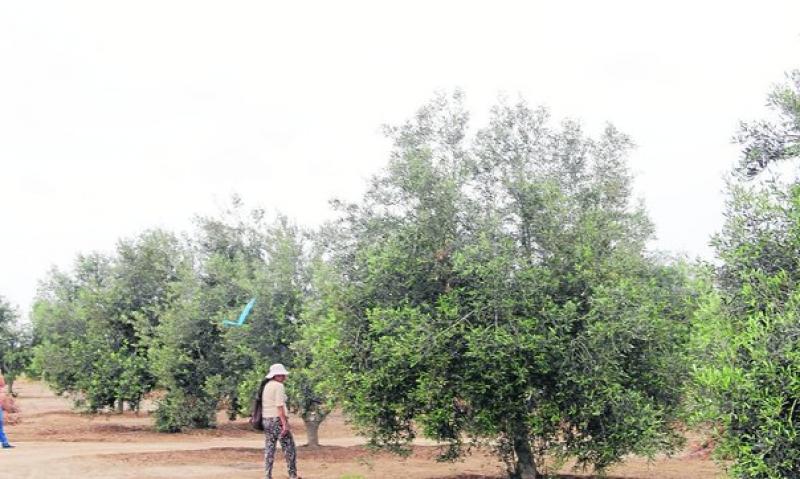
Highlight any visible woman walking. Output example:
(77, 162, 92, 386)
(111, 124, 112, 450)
(261, 363, 299, 479)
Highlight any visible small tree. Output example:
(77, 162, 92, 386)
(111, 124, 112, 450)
(0, 296, 31, 394)
(286, 255, 342, 447)
(231, 226, 337, 445)
(30, 231, 189, 413)
(152, 202, 316, 432)
(30, 255, 112, 402)
(151, 274, 225, 431)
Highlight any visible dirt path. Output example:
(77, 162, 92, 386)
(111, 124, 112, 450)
(1, 439, 255, 478)
(0, 379, 725, 479)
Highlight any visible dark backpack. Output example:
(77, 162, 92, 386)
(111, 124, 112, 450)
(249, 377, 270, 431)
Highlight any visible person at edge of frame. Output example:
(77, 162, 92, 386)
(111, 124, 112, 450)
(0, 371, 15, 449)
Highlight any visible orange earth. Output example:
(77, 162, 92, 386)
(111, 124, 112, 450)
(0, 379, 725, 479)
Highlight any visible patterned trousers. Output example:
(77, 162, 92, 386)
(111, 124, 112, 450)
(263, 417, 298, 479)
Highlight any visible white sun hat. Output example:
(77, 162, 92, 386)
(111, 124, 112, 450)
(266, 363, 290, 379)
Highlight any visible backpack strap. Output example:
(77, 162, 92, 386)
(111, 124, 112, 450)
(255, 377, 270, 403)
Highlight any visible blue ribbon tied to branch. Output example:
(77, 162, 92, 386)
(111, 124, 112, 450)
(223, 298, 256, 327)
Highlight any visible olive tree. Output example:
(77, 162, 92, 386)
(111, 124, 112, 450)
(692, 71, 800, 478)
(30, 230, 190, 412)
(0, 295, 30, 394)
(153, 200, 335, 434)
(327, 93, 693, 478)
(232, 225, 338, 445)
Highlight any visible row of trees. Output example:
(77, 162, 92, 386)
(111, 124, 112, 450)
(27, 206, 330, 441)
(6, 71, 800, 478)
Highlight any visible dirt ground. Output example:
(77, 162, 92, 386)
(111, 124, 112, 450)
(0, 379, 725, 479)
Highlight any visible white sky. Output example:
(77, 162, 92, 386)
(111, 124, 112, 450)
(1, 0, 799, 316)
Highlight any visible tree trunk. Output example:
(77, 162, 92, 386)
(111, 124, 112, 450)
(117, 399, 125, 413)
(512, 434, 538, 479)
(304, 418, 321, 448)
(227, 395, 239, 421)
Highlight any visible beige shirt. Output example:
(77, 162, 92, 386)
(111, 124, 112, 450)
(261, 380, 287, 419)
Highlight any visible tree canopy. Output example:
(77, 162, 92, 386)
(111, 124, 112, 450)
(325, 93, 694, 478)
(692, 70, 800, 479)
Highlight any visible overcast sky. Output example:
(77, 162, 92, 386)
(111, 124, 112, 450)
(1, 1, 799, 316)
